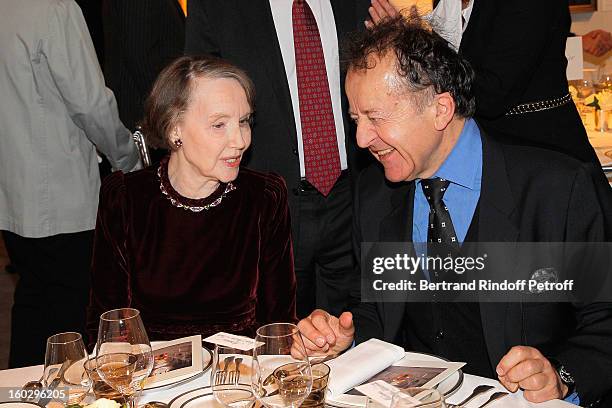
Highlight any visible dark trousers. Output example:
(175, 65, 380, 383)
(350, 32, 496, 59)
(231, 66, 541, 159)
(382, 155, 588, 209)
(293, 173, 353, 318)
(2, 230, 93, 368)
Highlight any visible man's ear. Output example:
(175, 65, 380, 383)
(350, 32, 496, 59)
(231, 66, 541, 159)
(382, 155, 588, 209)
(433, 92, 456, 131)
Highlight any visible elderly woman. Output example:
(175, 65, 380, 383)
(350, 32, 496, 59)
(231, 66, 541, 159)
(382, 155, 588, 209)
(87, 56, 296, 342)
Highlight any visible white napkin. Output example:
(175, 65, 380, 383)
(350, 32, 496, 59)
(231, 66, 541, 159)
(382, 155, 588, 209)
(326, 339, 405, 396)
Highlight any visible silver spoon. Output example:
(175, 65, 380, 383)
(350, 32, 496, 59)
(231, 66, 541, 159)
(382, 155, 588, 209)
(21, 367, 57, 402)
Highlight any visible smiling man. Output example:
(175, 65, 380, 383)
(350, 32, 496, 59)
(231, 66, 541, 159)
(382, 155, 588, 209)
(297, 17, 612, 406)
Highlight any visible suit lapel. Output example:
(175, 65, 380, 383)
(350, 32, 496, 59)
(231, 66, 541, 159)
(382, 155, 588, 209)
(477, 128, 520, 369)
(379, 182, 415, 340)
(240, 1, 296, 138)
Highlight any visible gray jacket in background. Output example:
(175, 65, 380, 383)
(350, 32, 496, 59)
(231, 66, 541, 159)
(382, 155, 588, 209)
(0, 0, 139, 238)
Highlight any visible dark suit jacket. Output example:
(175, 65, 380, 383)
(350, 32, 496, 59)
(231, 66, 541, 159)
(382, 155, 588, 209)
(350, 130, 612, 405)
(459, 0, 599, 165)
(184, 0, 371, 230)
(102, 0, 185, 130)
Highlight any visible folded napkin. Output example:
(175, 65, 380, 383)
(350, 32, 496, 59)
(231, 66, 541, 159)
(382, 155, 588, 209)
(326, 339, 405, 396)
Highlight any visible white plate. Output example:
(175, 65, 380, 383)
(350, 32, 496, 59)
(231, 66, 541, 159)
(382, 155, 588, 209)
(0, 403, 43, 408)
(327, 351, 464, 408)
(167, 387, 218, 408)
(144, 346, 213, 392)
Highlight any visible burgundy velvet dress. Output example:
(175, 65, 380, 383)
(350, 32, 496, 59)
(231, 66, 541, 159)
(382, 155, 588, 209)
(87, 157, 296, 344)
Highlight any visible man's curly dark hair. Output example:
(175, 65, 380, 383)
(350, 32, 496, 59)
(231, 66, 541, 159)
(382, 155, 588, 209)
(344, 16, 476, 118)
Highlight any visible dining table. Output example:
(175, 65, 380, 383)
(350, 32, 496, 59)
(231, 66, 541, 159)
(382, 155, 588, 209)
(0, 357, 578, 408)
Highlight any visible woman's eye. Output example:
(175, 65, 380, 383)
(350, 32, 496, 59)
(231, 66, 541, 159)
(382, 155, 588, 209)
(239, 118, 252, 127)
(212, 122, 225, 129)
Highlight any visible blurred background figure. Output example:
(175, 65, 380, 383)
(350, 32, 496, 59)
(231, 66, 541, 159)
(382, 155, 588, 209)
(0, 0, 140, 367)
(583, 29, 612, 57)
(87, 56, 297, 345)
(101, 0, 186, 166)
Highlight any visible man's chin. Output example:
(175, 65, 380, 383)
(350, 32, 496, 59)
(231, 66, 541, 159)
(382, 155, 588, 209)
(383, 170, 411, 183)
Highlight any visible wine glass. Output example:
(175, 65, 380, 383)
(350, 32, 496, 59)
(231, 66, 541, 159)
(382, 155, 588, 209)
(95, 308, 154, 408)
(251, 323, 313, 408)
(390, 388, 446, 408)
(44, 332, 92, 405)
(211, 345, 255, 408)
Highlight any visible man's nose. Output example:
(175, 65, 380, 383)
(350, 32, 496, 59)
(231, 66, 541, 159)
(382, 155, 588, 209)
(355, 124, 376, 149)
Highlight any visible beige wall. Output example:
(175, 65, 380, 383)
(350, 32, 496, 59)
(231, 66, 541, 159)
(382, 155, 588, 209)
(570, 0, 612, 74)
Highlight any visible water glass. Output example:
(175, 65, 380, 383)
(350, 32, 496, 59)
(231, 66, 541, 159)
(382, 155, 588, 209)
(251, 323, 313, 408)
(211, 345, 255, 408)
(301, 363, 330, 408)
(44, 332, 92, 405)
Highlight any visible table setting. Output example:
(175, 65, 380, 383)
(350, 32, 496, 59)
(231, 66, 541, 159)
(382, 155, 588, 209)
(0, 308, 578, 408)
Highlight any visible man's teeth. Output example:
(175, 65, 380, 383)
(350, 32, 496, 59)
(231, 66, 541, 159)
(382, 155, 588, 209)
(377, 148, 394, 157)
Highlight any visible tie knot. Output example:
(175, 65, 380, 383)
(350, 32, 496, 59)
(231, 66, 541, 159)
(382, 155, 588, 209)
(421, 177, 450, 206)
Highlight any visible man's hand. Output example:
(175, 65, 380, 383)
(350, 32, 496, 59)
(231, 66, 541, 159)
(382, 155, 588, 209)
(365, 0, 401, 29)
(496, 346, 568, 403)
(296, 309, 355, 357)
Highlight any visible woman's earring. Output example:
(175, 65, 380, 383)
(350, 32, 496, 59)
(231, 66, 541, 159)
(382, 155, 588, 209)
(173, 139, 183, 148)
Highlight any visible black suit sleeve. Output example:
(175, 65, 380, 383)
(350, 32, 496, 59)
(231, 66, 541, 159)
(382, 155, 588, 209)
(554, 163, 612, 404)
(184, 0, 221, 56)
(106, 0, 179, 101)
(467, 0, 566, 119)
(349, 170, 385, 344)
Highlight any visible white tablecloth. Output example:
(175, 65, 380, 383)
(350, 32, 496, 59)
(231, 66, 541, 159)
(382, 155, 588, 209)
(588, 130, 612, 168)
(0, 363, 578, 408)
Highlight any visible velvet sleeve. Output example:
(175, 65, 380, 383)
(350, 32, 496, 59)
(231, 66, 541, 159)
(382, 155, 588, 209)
(86, 171, 133, 349)
(255, 174, 297, 325)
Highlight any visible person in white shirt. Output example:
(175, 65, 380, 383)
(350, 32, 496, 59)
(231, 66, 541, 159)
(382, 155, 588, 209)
(0, 0, 139, 367)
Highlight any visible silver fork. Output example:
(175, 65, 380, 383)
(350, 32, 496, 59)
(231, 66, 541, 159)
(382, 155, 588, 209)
(214, 356, 235, 385)
(228, 357, 243, 384)
(446, 385, 496, 408)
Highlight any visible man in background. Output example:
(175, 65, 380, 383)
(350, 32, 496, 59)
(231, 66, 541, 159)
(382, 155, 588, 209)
(102, 0, 186, 165)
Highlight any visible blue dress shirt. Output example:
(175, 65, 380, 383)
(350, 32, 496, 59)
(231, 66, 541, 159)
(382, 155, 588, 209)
(412, 118, 482, 245)
(409, 118, 580, 405)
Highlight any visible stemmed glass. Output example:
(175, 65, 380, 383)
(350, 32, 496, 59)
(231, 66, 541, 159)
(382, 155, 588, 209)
(211, 345, 255, 408)
(44, 332, 92, 405)
(251, 323, 313, 408)
(95, 308, 154, 408)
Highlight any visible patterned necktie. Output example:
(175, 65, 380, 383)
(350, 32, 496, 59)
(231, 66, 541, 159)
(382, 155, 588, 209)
(422, 178, 459, 279)
(422, 178, 459, 247)
(292, 0, 341, 196)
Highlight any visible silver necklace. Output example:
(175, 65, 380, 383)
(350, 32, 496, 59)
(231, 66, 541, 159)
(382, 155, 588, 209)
(158, 165, 236, 213)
